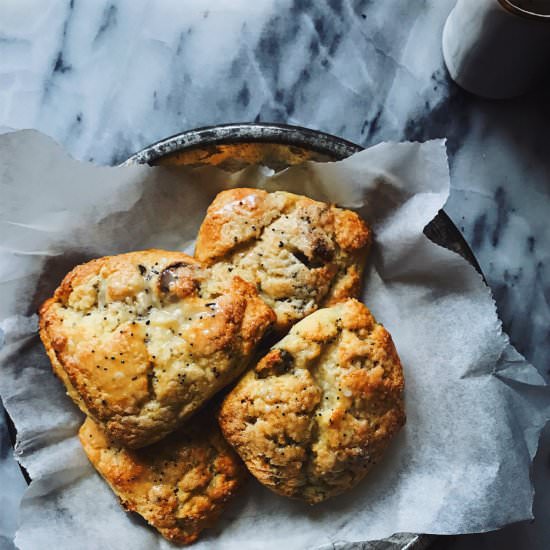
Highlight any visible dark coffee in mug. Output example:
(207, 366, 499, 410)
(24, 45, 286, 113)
(503, 0, 550, 16)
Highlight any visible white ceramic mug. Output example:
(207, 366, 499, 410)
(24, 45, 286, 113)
(442, 0, 550, 98)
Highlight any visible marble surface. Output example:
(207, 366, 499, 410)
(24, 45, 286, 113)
(0, 0, 548, 548)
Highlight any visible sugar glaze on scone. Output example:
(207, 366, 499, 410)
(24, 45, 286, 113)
(80, 413, 246, 545)
(39, 250, 275, 448)
(219, 299, 405, 504)
(195, 189, 371, 331)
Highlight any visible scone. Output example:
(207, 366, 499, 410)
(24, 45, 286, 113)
(219, 299, 405, 504)
(80, 412, 246, 545)
(39, 250, 275, 448)
(195, 189, 371, 331)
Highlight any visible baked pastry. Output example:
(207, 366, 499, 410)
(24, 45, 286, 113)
(80, 412, 246, 545)
(219, 299, 405, 504)
(39, 250, 275, 448)
(195, 189, 371, 331)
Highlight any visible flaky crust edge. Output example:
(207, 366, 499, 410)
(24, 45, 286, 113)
(218, 299, 405, 504)
(39, 250, 276, 448)
(79, 416, 247, 545)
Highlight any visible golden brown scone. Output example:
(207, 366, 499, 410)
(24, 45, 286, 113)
(219, 299, 405, 504)
(195, 189, 371, 331)
(39, 250, 275, 448)
(80, 412, 246, 545)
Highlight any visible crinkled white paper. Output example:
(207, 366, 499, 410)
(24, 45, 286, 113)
(0, 130, 548, 550)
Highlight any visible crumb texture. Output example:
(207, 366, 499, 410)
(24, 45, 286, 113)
(195, 189, 371, 331)
(39, 250, 275, 448)
(80, 413, 246, 545)
(219, 299, 405, 504)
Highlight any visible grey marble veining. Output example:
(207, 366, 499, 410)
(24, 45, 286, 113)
(0, 1, 548, 549)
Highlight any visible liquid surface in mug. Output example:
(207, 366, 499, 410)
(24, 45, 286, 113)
(503, 0, 550, 16)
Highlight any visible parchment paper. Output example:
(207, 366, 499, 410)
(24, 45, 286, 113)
(0, 130, 548, 550)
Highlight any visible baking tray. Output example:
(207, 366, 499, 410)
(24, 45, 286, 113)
(125, 122, 483, 550)
(7, 122, 483, 550)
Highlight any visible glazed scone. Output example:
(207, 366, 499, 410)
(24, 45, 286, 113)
(39, 250, 275, 448)
(195, 189, 371, 331)
(80, 413, 246, 545)
(219, 299, 405, 504)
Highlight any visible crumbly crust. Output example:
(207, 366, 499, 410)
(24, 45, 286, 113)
(219, 299, 405, 504)
(80, 413, 246, 545)
(195, 189, 371, 331)
(39, 250, 275, 448)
